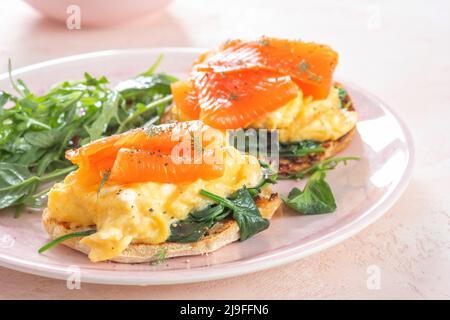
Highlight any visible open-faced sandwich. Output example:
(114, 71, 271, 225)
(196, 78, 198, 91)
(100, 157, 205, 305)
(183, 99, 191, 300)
(40, 121, 281, 263)
(169, 37, 358, 175)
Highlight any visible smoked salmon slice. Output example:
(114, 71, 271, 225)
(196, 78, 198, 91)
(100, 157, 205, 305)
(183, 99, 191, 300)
(65, 121, 225, 186)
(170, 80, 200, 120)
(67, 121, 218, 166)
(192, 68, 299, 129)
(195, 37, 338, 100)
(109, 148, 224, 184)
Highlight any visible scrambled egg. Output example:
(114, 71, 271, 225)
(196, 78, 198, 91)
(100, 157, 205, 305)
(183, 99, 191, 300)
(47, 147, 262, 262)
(250, 87, 358, 142)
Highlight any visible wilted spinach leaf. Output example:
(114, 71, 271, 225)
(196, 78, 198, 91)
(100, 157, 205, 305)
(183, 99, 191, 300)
(281, 171, 336, 215)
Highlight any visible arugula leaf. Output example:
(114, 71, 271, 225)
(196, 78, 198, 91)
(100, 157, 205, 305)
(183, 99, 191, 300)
(23, 129, 61, 149)
(115, 95, 173, 133)
(38, 229, 96, 253)
(282, 171, 336, 214)
(140, 54, 164, 77)
(85, 91, 120, 140)
(0, 91, 11, 108)
(0, 164, 75, 210)
(280, 156, 360, 180)
(200, 188, 269, 241)
(248, 160, 278, 197)
(35, 151, 59, 176)
(0, 163, 38, 209)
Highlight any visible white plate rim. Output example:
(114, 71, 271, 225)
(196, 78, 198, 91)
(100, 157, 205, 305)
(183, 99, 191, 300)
(0, 48, 415, 285)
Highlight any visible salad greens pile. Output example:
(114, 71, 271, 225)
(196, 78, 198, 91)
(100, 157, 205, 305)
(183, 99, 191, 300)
(0, 57, 176, 213)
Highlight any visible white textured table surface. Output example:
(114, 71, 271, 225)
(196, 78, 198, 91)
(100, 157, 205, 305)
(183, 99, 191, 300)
(1, 0, 449, 299)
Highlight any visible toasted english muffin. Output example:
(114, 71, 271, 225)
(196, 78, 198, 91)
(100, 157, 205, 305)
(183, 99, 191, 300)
(42, 192, 281, 264)
(278, 127, 356, 175)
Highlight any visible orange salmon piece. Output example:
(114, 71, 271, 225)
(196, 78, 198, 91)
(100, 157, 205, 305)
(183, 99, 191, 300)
(192, 68, 299, 129)
(196, 37, 338, 100)
(171, 80, 200, 120)
(65, 121, 224, 186)
(109, 148, 224, 184)
(66, 121, 215, 166)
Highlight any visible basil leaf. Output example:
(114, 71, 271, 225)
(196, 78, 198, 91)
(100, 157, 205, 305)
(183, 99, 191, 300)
(282, 171, 336, 214)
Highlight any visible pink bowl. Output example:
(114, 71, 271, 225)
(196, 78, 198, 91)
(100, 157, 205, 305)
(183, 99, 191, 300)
(25, 0, 173, 27)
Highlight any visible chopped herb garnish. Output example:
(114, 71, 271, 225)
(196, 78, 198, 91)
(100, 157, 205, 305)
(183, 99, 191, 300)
(229, 92, 239, 101)
(97, 170, 111, 195)
(257, 39, 270, 46)
(297, 59, 322, 83)
(151, 248, 167, 265)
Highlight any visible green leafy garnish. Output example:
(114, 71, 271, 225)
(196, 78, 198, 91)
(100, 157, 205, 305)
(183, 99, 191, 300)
(229, 129, 323, 159)
(151, 247, 167, 265)
(38, 229, 96, 253)
(168, 204, 228, 243)
(280, 156, 360, 180)
(281, 156, 360, 215)
(248, 160, 278, 197)
(336, 85, 352, 110)
(97, 170, 111, 195)
(200, 188, 269, 241)
(169, 161, 275, 243)
(279, 140, 325, 157)
(0, 163, 76, 210)
(0, 59, 176, 213)
(281, 171, 336, 214)
(297, 60, 322, 83)
(229, 129, 278, 158)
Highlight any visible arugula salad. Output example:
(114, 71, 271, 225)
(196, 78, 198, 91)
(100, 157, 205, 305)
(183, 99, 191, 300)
(0, 57, 175, 214)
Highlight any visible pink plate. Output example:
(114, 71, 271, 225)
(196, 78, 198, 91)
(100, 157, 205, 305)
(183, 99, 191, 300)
(0, 49, 414, 285)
